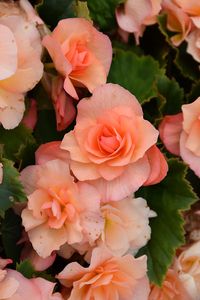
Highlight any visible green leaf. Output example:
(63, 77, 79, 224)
(36, 0, 75, 29)
(0, 159, 27, 215)
(87, 0, 123, 31)
(136, 159, 197, 286)
(16, 260, 35, 279)
(108, 49, 164, 104)
(157, 75, 184, 115)
(0, 124, 37, 167)
(1, 209, 23, 262)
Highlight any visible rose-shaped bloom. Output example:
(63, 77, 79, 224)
(0, 258, 62, 300)
(162, 0, 192, 46)
(100, 196, 156, 256)
(116, 0, 162, 43)
(175, 241, 200, 299)
(0, 1, 43, 129)
(149, 268, 192, 300)
(43, 18, 112, 100)
(21, 159, 104, 258)
(61, 84, 159, 201)
(57, 246, 150, 300)
(51, 76, 76, 131)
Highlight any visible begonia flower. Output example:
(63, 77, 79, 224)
(43, 18, 112, 99)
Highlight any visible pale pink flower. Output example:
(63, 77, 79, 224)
(0, 1, 43, 129)
(100, 196, 156, 256)
(22, 99, 37, 130)
(21, 159, 103, 258)
(0, 258, 63, 300)
(159, 113, 183, 156)
(57, 246, 150, 300)
(116, 0, 162, 43)
(35, 141, 69, 165)
(162, 0, 192, 46)
(51, 76, 76, 131)
(149, 268, 192, 300)
(175, 241, 200, 299)
(61, 84, 159, 201)
(43, 18, 112, 99)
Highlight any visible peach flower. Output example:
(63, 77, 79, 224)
(162, 0, 192, 46)
(160, 98, 200, 177)
(57, 246, 150, 300)
(43, 18, 112, 100)
(35, 141, 69, 165)
(175, 241, 200, 299)
(61, 84, 160, 201)
(100, 196, 156, 256)
(0, 258, 62, 300)
(0, 1, 43, 129)
(149, 268, 192, 300)
(116, 0, 162, 43)
(21, 159, 103, 258)
(159, 113, 183, 156)
(51, 76, 76, 131)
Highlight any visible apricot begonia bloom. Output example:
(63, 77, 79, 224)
(159, 113, 183, 156)
(175, 241, 200, 299)
(149, 268, 192, 300)
(0, 1, 43, 129)
(0, 258, 63, 300)
(51, 76, 76, 131)
(57, 246, 150, 300)
(116, 0, 162, 43)
(100, 197, 156, 256)
(43, 18, 112, 100)
(21, 159, 103, 258)
(162, 0, 192, 46)
(61, 84, 159, 201)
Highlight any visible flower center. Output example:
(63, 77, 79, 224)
(41, 188, 77, 229)
(99, 126, 121, 153)
(64, 38, 92, 73)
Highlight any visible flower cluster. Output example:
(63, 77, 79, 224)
(0, 0, 200, 299)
